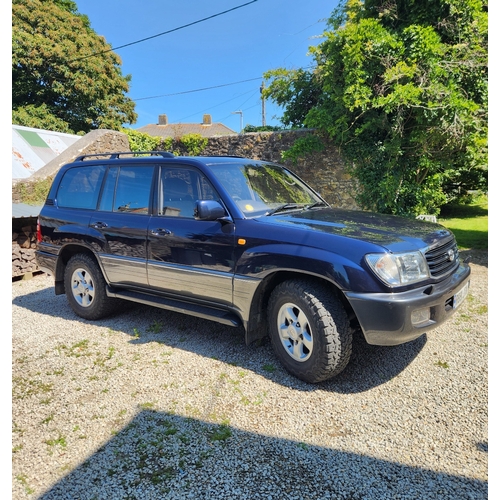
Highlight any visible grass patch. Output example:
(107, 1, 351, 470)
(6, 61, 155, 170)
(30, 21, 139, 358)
(138, 402, 155, 410)
(16, 474, 34, 495)
(45, 434, 67, 448)
(13, 378, 53, 400)
(262, 364, 277, 373)
(209, 424, 232, 442)
(435, 360, 450, 369)
(439, 195, 488, 250)
(146, 320, 163, 334)
(41, 414, 54, 425)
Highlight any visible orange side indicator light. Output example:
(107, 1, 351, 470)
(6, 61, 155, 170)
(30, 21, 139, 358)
(238, 238, 246, 245)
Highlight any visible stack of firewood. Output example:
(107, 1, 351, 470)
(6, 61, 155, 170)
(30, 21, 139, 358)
(12, 224, 39, 278)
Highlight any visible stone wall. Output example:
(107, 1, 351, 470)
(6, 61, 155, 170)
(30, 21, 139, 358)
(14, 128, 359, 209)
(174, 130, 359, 210)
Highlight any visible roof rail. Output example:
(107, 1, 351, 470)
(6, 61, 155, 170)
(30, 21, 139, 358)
(74, 151, 176, 162)
(203, 155, 247, 159)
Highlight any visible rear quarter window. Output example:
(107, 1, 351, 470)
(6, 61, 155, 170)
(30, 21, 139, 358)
(56, 165, 106, 209)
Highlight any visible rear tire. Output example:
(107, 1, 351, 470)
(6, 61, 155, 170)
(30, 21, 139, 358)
(267, 279, 352, 383)
(64, 254, 117, 320)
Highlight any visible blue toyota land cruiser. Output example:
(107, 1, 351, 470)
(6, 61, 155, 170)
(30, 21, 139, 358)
(36, 152, 471, 382)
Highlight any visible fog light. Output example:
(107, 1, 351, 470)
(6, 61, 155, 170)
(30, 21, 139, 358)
(411, 308, 431, 327)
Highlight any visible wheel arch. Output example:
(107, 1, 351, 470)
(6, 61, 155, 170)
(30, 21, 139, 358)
(53, 244, 103, 295)
(245, 270, 357, 345)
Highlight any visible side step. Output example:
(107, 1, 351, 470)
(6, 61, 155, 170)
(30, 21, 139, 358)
(106, 287, 242, 328)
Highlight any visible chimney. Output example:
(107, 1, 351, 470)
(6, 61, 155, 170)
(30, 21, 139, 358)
(158, 114, 168, 125)
(202, 114, 212, 125)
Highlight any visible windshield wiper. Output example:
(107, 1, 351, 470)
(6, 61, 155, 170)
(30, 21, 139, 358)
(265, 200, 329, 216)
(305, 200, 329, 210)
(265, 203, 308, 216)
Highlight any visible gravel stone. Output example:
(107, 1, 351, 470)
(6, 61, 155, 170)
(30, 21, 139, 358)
(12, 250, 488, 499)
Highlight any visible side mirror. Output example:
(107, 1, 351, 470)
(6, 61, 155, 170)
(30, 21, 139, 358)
(195, 200, 227, 221)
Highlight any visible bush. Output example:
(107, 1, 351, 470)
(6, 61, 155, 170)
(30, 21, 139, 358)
(121, 128, 161, 152)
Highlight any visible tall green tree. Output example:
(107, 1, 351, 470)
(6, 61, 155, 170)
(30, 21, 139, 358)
(12, 0, 137, 134)
(264, 0, 487, 215)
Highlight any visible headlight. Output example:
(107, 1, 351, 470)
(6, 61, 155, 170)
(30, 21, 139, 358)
(365, 251, 430, 286)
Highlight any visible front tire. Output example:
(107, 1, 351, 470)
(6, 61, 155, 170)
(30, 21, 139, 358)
(64, 254, 116, 320)
(267, 279, 352, 383)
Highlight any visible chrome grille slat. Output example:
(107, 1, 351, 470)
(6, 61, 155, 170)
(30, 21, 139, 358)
(425, 238, 459, 278)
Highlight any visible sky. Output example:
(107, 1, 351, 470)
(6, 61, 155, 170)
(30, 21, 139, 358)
(75, 0, 339, 132)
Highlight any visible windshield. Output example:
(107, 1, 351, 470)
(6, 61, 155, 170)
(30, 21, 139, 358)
(206, 162, 326, 217)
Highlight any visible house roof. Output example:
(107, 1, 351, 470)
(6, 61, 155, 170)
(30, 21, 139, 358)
(137, 114, 237, 139)
(12, 125, 81, 180)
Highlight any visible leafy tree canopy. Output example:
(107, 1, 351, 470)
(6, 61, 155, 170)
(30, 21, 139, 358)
(12, 0, 137, 134)
(264, 0, 487, 215)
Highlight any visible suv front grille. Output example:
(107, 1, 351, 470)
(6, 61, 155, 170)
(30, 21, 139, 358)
(425, 238, 460, 278)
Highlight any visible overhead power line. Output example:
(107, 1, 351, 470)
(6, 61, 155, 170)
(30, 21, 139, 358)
(133, 65, 316, 102)
(69, 0, 258, 63)
(134, 77, 262, 101)
(177, 87, 257, 123)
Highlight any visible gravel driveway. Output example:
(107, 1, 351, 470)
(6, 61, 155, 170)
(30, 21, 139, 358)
(12, 250, 488, 500)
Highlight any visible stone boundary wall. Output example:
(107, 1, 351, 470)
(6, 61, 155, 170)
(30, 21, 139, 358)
(173, 129, 360, 210)
(15, 128, 359, 210)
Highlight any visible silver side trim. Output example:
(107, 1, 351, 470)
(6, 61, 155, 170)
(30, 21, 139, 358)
(100, 255, 148, 286)
(147, 262, 233, 305)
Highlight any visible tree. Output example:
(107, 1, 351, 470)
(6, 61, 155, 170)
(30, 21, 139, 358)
(12, 0, 137, 134)
(264, 0, 487, 215)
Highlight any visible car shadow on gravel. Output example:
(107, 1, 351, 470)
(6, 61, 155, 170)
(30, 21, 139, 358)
(35, 409, 487, 500)
(13, 281, 427, 393)
(113, 305, 428, 394)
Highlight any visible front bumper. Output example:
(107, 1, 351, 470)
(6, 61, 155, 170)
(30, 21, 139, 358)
(345, 263, 471, 346)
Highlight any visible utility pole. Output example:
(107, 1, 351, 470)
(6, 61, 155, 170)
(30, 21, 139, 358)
(232, 111, 243, 133)
(260, 82, 266, 127)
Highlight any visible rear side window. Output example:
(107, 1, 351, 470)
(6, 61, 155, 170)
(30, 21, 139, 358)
(99, 166, 154, 214)
(56, 165, 106, 209)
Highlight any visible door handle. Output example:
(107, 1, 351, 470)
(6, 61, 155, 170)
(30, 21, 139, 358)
(150, 228, 172, 236)
(90, 221, 108, 229)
